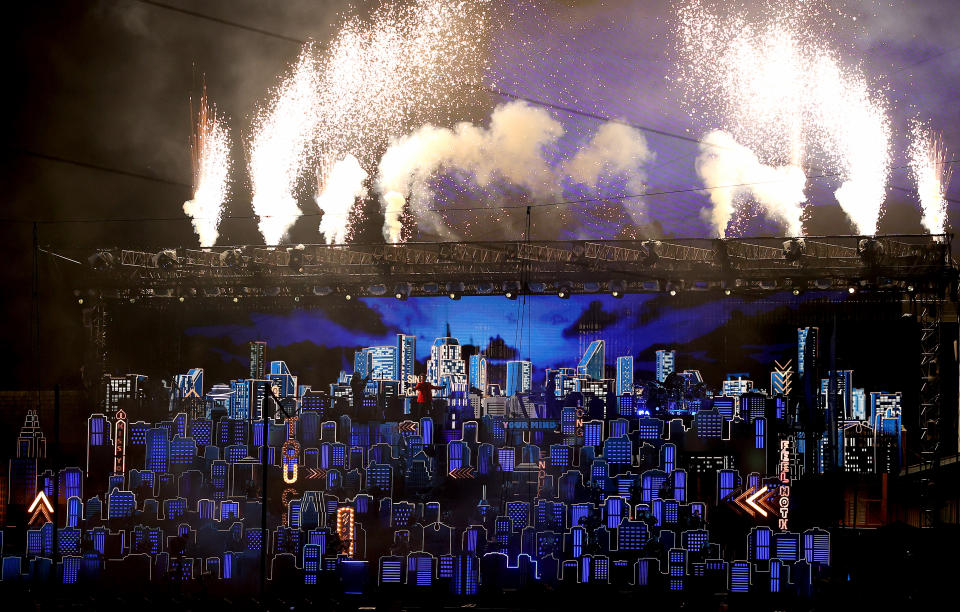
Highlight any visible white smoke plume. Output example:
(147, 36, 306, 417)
(695, 130, 806, 237)
(382, 191, 407, 243)
(248, 45, 323, 245)
(377, 101, 565, 238)
(562, 122, 654, 194)
(316, 154, 368, 245)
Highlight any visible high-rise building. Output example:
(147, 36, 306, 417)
(354, 349, 373, 378)
(366, 346, 398, 380)
(506, 361, 533, 397)
(396, 334, 417, 390)
(102, 374, 147, 418)
(578, 340, 605, 380)
(656, 350, 676, 383)
(145, 428, 170, 474)
(797, 327, 818, 377)
(269, 361, 298, 398)
(722, 375, 753, 397)
(249, 341, 267, 380)
(174, 368, 204, 400)
(427, 337, 467, 396)
(469, 354, 488, 393)
(819, 371, 854, 419)
(616, 356, 634, 396)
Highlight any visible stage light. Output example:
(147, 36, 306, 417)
(669, 289, 677, 297)
(609, 281, 625, 298)
(557, 285, 571, 299)
(857, 238, 885, 267)
(178, 296, 185, 303)
(445, 282, 464, 300)
(907, 284, 915, 293)
(77, 298, 84, 305)
(503, 281, 521, 299)
(232, 297, 239, 303)
(724, 288, 732, 296)
(368, 284, 387, 296)
(782, 238, 805, 262)
(641, 240, 660, 266)
(792, 288, 801, 296)
(128, 297, 136, 303)
(848, 286, 857, 294)
(202, 287, 221, 297)
(219, 248, 244, 269)
(312, 286, 333, 296)
(394, 283, 411, 301)
(88, 251, 114, 271)
(287, 245, 305, 273)
(154, 249, 178, 271)
(344, 294, 352, 301)
(263, 287, 281, 297)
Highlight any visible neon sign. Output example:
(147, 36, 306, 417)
(281, 417, 300, 484)
(336, 506, 356, 557)
(777, 438, 793, 530)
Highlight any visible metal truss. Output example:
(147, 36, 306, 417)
(68, 234, 955, 298)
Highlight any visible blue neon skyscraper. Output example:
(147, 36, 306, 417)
(656, 350, 675, 383)
(506, 360, 532, 396)
(616, 356, 634, 396)
(396, 334, 416, 388)
(578, 340, 605, 380)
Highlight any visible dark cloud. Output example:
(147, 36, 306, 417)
(483, 335, 519, 360)
(561, 300, 620, 338)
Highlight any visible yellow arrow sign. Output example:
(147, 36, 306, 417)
(746, 486, 769, 518)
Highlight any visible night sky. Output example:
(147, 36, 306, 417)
(2, 0, 958, 390)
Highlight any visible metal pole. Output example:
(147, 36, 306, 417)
(52, 384, 60, 582)
(260, 390, 270, 597)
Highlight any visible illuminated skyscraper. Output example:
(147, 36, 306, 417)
(269, 361, 298, 397)
(469, 354, 488, 393)
(366, 346, 398, 380)
(174, 368, 204, 399)
(655, 350, 675, 383)
(616, 356, 634, 396)
(102, 374, 147, 418)
(249, 341, 267, 379)
(506, 361, 533, 397)
(797, 327, 818, 376)
(578, 340, 605, 380)
(427, 337, 466, 396)
(396, 334, 417, 390)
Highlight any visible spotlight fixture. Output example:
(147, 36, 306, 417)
(178, 296, 185, 303)
(445, 282, 464, 300)
(848, 286, 857, 294)
(669, 289, 677, 297)
(503, 281, 521, 299)
(77, 298, 84, 305)
(287, 245, 306, 273)
(782, 238, 805, 262)
(154, 249, 178, 271)
(219, 248, 244, 269)
(857, 238, 885, 267)
(609, 281, 625, 298)
(312, 286, 333, 296)
(293, 296, 301, 303)
(557, 285, 571, 299)
(128, 297, 136, 303)
(792, 288, 801, 296)
(88, 251, 115, 271)
(394, 283, 411, 301)
(641, 240, 660, 266)
(907, 284, 915, 293)
(723, 288, 732, 296)
(232, 297, 239, 303)
(344, 293, 353, 301)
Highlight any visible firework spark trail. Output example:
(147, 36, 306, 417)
(909, 121, 954, 236)
(696, 130, 806, 237)
(676, 0, 891, 235)
(248, 45, 323, 246)
(182, 88, 231, 247)
(316, 154, 368, 245)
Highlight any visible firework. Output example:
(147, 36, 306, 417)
(909, 121, 953, 236)
(182, 86, 231, 247)
(248, 44, 323, 246)
(676, 0, 891, 235)
(316, 154, 368, 245)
